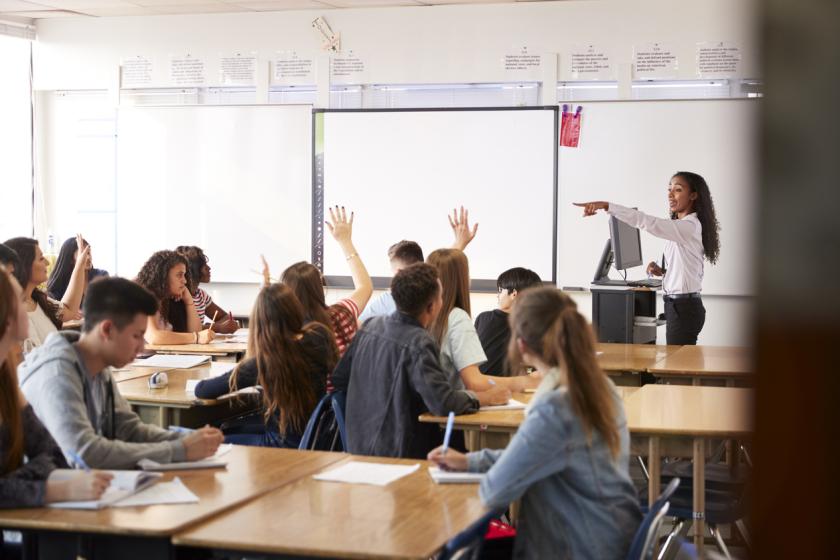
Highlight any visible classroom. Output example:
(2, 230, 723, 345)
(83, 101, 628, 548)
(0, 0, 836, 558)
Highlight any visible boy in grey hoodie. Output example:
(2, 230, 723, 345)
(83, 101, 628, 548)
(19, 277, 223, 470)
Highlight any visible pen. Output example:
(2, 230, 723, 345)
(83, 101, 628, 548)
(67, 450, 91, 471)
(168, 425, 195, 434)
(441, 412, 455, 456)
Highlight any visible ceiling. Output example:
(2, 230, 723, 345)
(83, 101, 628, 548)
(0, 0, 543, 23)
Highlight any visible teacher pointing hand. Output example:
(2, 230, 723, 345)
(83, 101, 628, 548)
(574, 171, 721, 345)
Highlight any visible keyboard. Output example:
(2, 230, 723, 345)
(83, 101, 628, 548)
(626, 278, 663, 288)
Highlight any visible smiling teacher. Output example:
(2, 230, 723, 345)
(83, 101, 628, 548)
(574, 171, 721, 345)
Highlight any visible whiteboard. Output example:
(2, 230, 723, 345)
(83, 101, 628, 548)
(315, 108, 558, 288)
(115, 105, 312, 282)
(557, 99, 759, 296)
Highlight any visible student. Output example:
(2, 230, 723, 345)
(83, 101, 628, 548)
(332, 263, 510, 459)
(358, 206, 479, 322)
(175, 245, 239, 333)
(426, 249, 540, 393)
(18, 277, 224, 470)
(575, 171, 721, 344)
(475, 267, 542, 376)
(135, 250, 215, 345)
(280, 207, 372, 360)
(428, 287, 642, 559)
(194, 283, 338, 447)
(1, 264, 112, 508)
(4, 236, 86, 350)
(47, 235, 109, 302)
(0, 243, 21, 275)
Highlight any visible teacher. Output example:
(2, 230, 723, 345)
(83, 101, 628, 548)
(574, 171, 721, 345)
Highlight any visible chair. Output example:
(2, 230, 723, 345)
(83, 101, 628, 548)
(298, 391, 347, 452)
(626, 477, 680, 560)
(437, 509, 505, 560)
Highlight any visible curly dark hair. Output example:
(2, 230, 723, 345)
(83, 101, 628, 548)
(671, 171, 721, 265)
(135, 250, 191, 331)
(174, 245, 207, 294)
(3, 237, 62, 330)
(391, 263, 441, 318)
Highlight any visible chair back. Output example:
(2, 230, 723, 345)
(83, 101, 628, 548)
(298, 392, 343, 451)
(438, 509, 504, 560)
(330, 390, 348, 450)
(626, 477, 680, 560)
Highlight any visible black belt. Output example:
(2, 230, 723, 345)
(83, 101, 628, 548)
(664, 293, 701, 301)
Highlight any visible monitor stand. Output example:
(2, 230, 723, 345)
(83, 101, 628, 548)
(592, 278, 630, 286)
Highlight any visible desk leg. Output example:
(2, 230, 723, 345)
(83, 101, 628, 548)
(693, 438, 706, 554)
(159, 406, 171, 429)
(648, 437, 661, 558)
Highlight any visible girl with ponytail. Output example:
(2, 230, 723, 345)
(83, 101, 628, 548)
(428, 287, 641, 559)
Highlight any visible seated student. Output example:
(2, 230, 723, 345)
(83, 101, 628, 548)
(175, 246, 239, 334)
(280, 206, 372, 360)
(358, 206, 479, 322)
(135, 250, 215, 345)
(332, 263, 510, 459)
(19, 277, 224, 470)
(426, 249, 540, 393)
(4, 237, 87, 350)
(1, 265, 112, 508)
(475, 267, 542, 376)
(429, 288, 642, 560)
(47, 235, 109, 303)
(194, 283, 338, 447)
(0, 243, 21, 276)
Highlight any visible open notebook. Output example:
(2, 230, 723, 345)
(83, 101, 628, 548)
(428, 467, 484, 484)
(49, 470, 163, 509)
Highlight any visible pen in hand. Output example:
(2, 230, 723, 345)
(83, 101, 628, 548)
(441, 412, 455, 461)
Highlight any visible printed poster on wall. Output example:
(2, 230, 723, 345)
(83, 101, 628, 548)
(633, 43, 679, 79)
(696, 42, 742, 78)
(331, 51, 367, 84)
(169, 54, 206, 86)
(567, 45, 614, 81)
(121, 56, 154, 88)
(502, 46, 543, 79)
(274, 51, 316, 85)
(219, 52, 257, 86)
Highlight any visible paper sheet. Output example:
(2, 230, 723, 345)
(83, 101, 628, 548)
(313, 461, 419, 486)
(479, 398, 528, 411)
(428, 467, 484, 484)
(131, 354, 212, 369)
(208, 361, 235, 377)
(112, 477, 198, 507)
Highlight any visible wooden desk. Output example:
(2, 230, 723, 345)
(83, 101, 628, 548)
(647, 345, 754, 385)
(110, 365, 160, 383)
(0, 447, 346, 560)
(624, 385, 753, 553)
(117, 365, 258, 428)
(174, 455, 487, 559)
(144, 341, 247, 361)
(596, 343, 683, 373)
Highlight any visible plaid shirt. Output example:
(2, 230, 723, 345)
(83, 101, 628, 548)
(326, 298, 360, 392)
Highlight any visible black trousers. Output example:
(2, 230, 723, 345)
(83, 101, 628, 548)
(665, 297, 706, 345)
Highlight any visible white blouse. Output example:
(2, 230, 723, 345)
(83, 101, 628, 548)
(26, 303, 58, 350)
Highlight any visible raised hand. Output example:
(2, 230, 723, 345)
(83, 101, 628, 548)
(449, 206, 479, 250)
(325, 206, 354, 244)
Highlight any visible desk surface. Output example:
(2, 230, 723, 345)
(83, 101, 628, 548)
(596, 343, 683, 372)
(117, 365, 233, 407)
(111, 365, 161, 383)
(174, 455, 487, 560)
(624, 384, 753, 437)
(0, 447, 345, 537)
(647, 345, 753, 377)
(145, 341, 247, 355)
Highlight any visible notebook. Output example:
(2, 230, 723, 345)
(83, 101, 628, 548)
(428, 467, 484, 484)
(313, 461, 419, 486)
(49, 470, 163, 510)
(130, 354, 212, 369)
(479, 398, 528, 411)
(137, 444, 233, 471)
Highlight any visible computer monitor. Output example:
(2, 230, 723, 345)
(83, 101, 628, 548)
(609, 215, 643, 270)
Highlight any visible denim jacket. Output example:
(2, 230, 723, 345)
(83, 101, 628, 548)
(467, 376, 641, 560)
(332, 311, 479, 459)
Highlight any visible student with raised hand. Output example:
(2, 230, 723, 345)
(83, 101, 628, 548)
(358, 206, 479, 322)
(175, 245, 239, 334)
(475, 267, 542, 376)
(332, 263, 509, 459)
(1, 265, 113, 508)
(18, 277, 223, 470)
(135, 250, 215, 345)
(426, 249, 541, 393)
(194, 283, 338, 447)
(281, 206, 372, 360)
(4, 236, 87, 350)
(428, 287, 641, 560)
(575, 171, 721, 344)
(47, 235, 109, 302)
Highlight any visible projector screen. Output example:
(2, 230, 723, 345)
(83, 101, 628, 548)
(314, 108, 558, 290)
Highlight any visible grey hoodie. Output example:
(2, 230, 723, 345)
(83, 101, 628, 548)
(18, 331, 186, 469)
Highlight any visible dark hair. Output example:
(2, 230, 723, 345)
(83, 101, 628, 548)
(280, 262, 354, 341)
(391, 263, 441, 318)
(0, 244, 21, 272)
(47, 236, 88, 301)
(388, 240, 424, 266)
(135, 250, 191, 332)
(3, 237, 62, 330)
(232, 283, 338, 436)
(174, 245, 207, 294)
(508, 287, 620, 459)
(426, 248, 471, 345)
(82, 277, 158, 333)
(0, 265, 24, 474)
(671, 171, 721, 265)
(497, 267, 542, 294)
